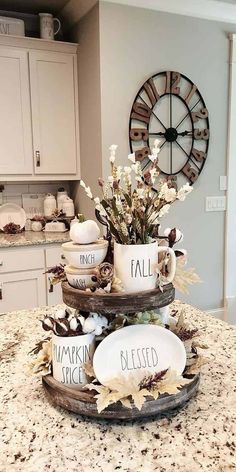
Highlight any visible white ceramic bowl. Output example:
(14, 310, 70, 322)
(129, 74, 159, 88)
(62, 239, 108, 269)
(65, 265, 97, 290)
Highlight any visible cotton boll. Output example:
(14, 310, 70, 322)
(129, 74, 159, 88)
(69, 317, 78, 331)
(54, 308, 66, 320)
(164, 228, 171, 237)
(164, 227, 183, 244)
(175, 229, 183, 243)
(90, 313, 108, 329)
(82, 317, 98, 334)
(94, 325, 103, 336)
(78, 315, 85, 327)
(42, 316, 54, 331)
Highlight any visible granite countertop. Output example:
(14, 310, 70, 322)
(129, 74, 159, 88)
(0, 301, 236, 472)
(0, 231, 70, 248)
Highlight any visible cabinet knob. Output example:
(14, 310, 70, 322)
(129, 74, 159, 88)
(61, 254, 66, 260)
(0, 283, 2, 300)
(35, 151, 40, 167)
(0, 261, 3, 266)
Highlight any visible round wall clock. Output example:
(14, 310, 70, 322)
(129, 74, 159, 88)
(129, 71, 210, 186)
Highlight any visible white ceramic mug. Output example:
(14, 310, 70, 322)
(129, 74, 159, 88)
(39, 13, 61, 40)
(52, 333, 95, 389)
(114, 241, 176, 293)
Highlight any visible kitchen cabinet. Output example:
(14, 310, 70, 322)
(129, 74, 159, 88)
(30, 51, 78, 175)
(0, 35, 80, 181)
(0, 243, 65, 313)
(0, 271, 46, 313)
(0, 48, 32, 175)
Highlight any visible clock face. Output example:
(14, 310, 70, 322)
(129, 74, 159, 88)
(129, 71, 210, 186)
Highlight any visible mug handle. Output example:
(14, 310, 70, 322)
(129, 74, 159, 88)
(53, 17, 61, 36)
(157, 247, 176, 282)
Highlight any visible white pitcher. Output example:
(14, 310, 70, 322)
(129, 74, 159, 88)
(114, 241, 176, 293)
(39, 13, 61, 40)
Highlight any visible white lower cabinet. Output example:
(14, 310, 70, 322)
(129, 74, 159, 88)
(0, 243, 65, 313)
(0, 270, 46, 313)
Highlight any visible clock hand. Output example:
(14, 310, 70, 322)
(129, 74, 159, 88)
(177, 130, 192, 137)
(149, 132, 165, 136)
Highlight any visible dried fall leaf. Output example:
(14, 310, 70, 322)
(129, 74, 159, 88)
(173, 257, 201, 294)
(149, 369, 191, 400)
(82, 361, 96, 378)
(184, 356, 208, 375)
(120, 397, 132, 409)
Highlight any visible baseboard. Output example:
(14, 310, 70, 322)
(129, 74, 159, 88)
(206, 308, 225, 320)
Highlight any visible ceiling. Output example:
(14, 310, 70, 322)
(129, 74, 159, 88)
(0, 0, 70, 14)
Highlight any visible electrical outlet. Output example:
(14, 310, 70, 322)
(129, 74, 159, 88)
(205, 196, 226, 212)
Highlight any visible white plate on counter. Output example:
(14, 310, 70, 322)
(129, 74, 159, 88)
(0, 203, 26, 230)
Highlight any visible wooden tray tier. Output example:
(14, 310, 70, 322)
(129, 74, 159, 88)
(42, 373, 200, 420)
(62, 281, 175, 315)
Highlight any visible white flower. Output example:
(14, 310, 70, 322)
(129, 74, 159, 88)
(150, 168, 157, 184)
(128, 153, 136, 163)
(137, 188, 145, 199)
(148, 154, 156, 163)
(135, 175, 143, 182)
(108, 175, 114, 185)
(94, 197, 100, 205)
(109, 155, 115, 164)
(159, 183, 176, 203)
(154, 138, 161, 147)
(80, 180, 86, 188)
(109, 144, 118, 163)
(117, 166, 123, 180)
(159, 204, 170, 217)
(131, 162, 142, 175)
(109, 144, 118, 152)
(177, 183, 193, 201)
(95, 204, 107, 217)
(85, 186, 93, 199)
(124, 166, 131, 174)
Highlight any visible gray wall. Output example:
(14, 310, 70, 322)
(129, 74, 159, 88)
(98, 2, 236, 311)
(71, 1, 236, 311)
(70, 3, 103, 220)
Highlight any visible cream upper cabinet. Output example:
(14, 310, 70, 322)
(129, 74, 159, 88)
(29, 51, 78, 175)
(0, 48, 33, 175)
(0, 36, 80, 181)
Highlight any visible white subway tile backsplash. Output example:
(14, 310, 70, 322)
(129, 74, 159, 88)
(0, 181, 71, 207)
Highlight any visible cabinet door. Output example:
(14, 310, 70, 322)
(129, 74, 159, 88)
(0, 48, 33, 174)
(29, 51, 78, 175)
(0, 270, 46, 313)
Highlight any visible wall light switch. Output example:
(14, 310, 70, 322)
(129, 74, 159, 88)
(206, 196, 226, 212)
(220, 176, 227, 191)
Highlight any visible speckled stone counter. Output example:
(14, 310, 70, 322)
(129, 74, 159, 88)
(0, 301, 236, 472)
(0, 231, 70, 248)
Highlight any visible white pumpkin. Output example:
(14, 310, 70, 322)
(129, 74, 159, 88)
(70, 220, 100, 244)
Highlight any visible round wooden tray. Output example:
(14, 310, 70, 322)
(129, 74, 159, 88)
(42, 373, 200, 420)
(62, 281, 175, 314)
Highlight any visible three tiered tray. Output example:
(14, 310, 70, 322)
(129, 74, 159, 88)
(42, 282, 200, 419)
